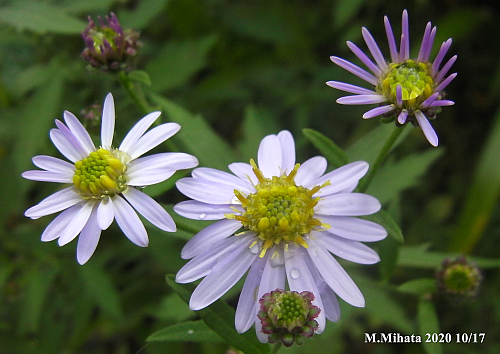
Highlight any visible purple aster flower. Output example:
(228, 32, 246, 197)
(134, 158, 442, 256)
(174, 130, 387, 341)
(327, 10, 457, 147)
(23, 93, 198, 264)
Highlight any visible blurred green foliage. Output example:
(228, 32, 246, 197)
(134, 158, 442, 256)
(1, 0, 500, 353)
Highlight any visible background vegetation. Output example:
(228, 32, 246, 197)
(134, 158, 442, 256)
(1, 0, 500, 353)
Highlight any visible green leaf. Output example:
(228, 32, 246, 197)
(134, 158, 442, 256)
(366, 148, 444, 205)
(302, 128, 348, 169)
(128, 70, 152, 87)
(346, 124, 410, 166)
(150, 93, 239, 170)
(398, 278, 437, 296)
(397, 244, 500, 269)
(237, 105, 279, 160)
(0, 1, 87, 34)
(450, 103, 500, 253)
(19, 267, 57, 334)
(78, 262, 123, 319)
(333, 0, 365, 28)
(418, 298, 442, 354)
(362, 209, 404, 243)
(117, 0, 172, 29)
(354, 275, 415, 334)
(166, 275, 270, 354)
(147, 35, 218, 92)
(147, 320, 224, 343)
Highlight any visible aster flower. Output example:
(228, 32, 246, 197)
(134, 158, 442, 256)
(81, 12, 141, 72)
(23, 93, 198, 265)
(327, 10, 456, 147)
(174, 130, 387, 341)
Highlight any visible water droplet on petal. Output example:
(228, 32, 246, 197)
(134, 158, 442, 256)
(290, 268, 300, 279)
(199, 213, 207, 219)
(249, 243, 259, 254)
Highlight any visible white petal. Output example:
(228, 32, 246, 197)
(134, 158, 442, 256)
(317, 233, 380, 264)
(25, 187, 82, 219)
(127, 168, 176, 186)
(122, 187, 176, 232)
(320, 216, 387, 241)
(235, 255, 267, 333)
(63, 111, 95, 155)
(313, 161, 369, 196)
(257, 134, 281, 178)
(316, 193, 381, 216)
(119, 111, 162, 153)
(22, 170, 73, 183)
(101, 93, 115, 149)
(32, 155, 74, 174)
(50, 129, 85, 163)
(192, 167, 251, 192)
(277, 130, 295, 174)
(55, 120, 89, 160)
(126, 123, 180, 160)
(113, 196, 148, 247)
(302, 254, 341, 322)
(415, 111, 439, 147)
(174, 200, 237, 220)
(306, 239, 364, 307)
(181, 219, 241, 259)
(284, 247, 326, 333)
(58, 201, 94, 246)
(189, 236, 256, 310)
(176, 178, 236, 204)
(254, 250, 286, 342)
(41, 204, 81, 241)
(77, 205, 101, 264)
(295, 156, 327, 188)
(97, 197, 114, 230)
(176, 236, 244, 283)
(127, 152, 198, 175)
(228, 162, 258, 185)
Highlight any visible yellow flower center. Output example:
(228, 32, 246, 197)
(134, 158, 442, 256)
(230, 159, 328, 257)
(379, 59, 434, 109)
(73, 148, 127, 199)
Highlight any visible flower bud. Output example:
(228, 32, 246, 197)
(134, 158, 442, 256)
(81, 12, 141, 72)
(436, 256, 482, 298)
(258, 289, 320, 347)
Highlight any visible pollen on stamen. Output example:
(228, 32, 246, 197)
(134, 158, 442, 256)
(231, 160, 327, 258)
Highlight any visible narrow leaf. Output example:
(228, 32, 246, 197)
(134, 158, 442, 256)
(302, 128, 348, 169)
(128, 70, 152, 86)
(166, 275, 270, 354)
(147, 320, 224, 343)
(150, 93, 239, 170)
(418, 298, 442, 354)
(398, 278, 437, 296)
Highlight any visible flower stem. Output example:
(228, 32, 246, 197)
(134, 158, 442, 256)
(359, 124, 406, 192)
(118, 71, 151, 115)
(270, 342, 283, 354)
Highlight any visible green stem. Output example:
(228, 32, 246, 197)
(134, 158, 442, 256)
(270, 342, 282, 354)
(118, 71, 151, 115)
(358, 124, 406, 192)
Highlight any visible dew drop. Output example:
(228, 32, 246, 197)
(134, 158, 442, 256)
(290, 268, 300, 279)
(187, 329, 194, 334)
(249, 243, 259, 254)
(199, 213, 207, 219)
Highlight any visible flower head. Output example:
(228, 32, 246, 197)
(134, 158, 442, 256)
(327, 10, 457, 147)
(174, 130, 387, 341)
(23, 93, 198, 264)
(436, 256, 482, 298)
(258, 289, 320, 347)
(81, 12, 141, 72)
